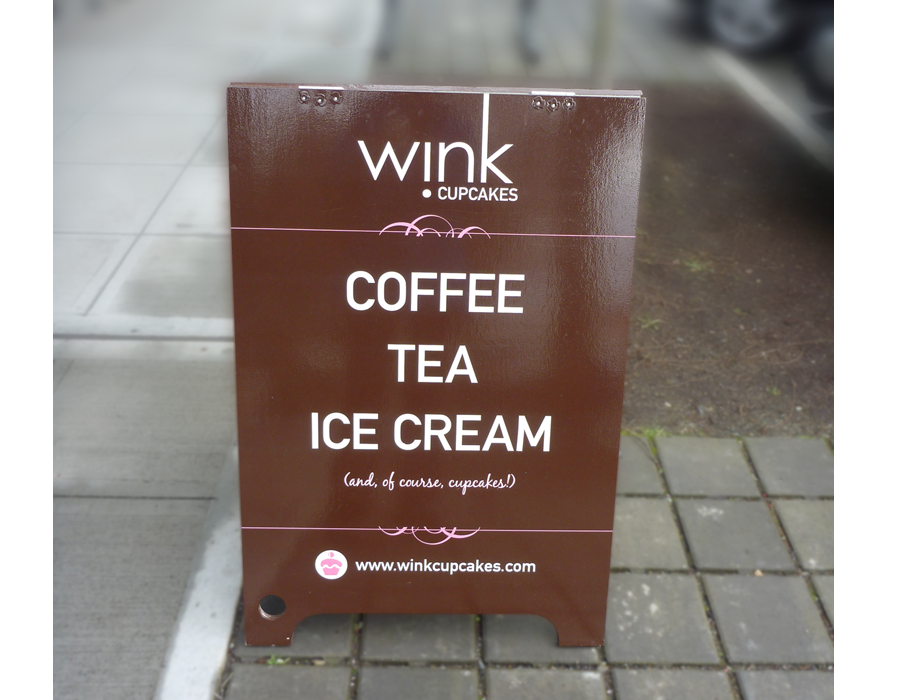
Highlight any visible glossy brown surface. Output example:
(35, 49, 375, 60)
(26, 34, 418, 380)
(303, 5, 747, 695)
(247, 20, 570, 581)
(228, 84, 645, 646)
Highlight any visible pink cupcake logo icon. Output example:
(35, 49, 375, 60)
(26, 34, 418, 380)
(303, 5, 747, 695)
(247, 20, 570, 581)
(315, 550, 348, 580)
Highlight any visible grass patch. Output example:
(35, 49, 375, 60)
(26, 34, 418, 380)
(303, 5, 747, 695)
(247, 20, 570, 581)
(683, 258, 713, 273)
(622, 427, 671, 455)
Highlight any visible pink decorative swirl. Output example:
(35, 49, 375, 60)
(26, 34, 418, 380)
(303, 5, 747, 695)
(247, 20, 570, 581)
(379, 214, 489, 239)
(378, 526, 481, 546)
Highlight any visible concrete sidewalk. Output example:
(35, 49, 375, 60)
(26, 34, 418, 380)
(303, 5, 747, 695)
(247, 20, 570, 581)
(53, 1, 833, 699)
(55, 1, 382, 693)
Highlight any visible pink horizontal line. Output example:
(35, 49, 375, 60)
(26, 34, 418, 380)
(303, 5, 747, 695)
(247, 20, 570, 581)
(231, 226, 633, 239)
(242, 526, 611, 534)
(484, 528, 612, 533)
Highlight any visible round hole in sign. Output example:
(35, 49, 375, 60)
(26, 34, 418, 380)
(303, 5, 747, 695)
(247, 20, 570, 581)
(563, 97, 576, 111)
(330, 92, 342, 105)
(547, 97, 560, 112)
(531, 96, 544, 110)
(259, 595, 287, 620)
(299, 91, 310, 104)
(314, 93, 327, 107)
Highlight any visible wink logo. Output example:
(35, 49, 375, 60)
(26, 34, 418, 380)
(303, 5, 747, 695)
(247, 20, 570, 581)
(315, 550, 349, 580)
(358, 94, 517, 201)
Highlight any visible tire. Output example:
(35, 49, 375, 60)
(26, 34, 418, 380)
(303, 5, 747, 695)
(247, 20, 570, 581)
(705, 0, 796, 54)
(797, 20, 833, 104)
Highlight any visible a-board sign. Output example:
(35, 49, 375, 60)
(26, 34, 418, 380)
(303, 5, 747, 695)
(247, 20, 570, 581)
(227, 84, 645, 647)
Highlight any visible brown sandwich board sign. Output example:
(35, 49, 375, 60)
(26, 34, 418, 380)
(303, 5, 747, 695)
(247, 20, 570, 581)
(227, 84, 645, 647)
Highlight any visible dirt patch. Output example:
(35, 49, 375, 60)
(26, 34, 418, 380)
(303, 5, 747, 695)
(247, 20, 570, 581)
(623, 85, 833, 438)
